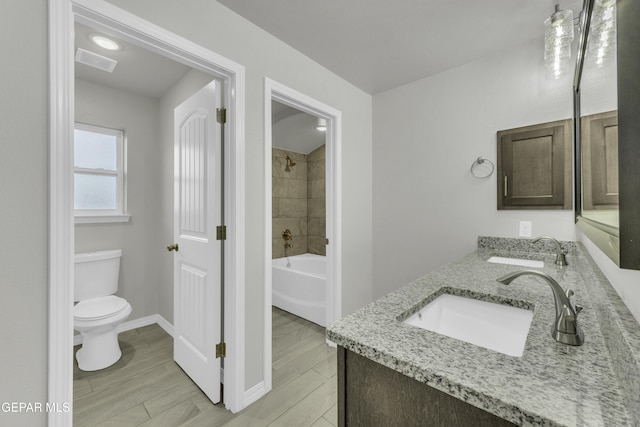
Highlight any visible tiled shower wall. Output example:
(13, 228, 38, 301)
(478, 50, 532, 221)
(307, 145, 326, 255)
(272, 146, 326, 258)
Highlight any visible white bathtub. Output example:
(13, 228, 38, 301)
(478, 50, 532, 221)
(272, 253, 326, 327)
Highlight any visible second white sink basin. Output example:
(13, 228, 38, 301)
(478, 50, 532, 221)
(403, 294, 533, 357)
(487, 256, 544, 268)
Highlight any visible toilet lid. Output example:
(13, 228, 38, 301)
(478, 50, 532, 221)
(74, 295, 129, 321)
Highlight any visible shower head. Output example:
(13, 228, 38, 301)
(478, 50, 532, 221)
(285, 155, 296, 172)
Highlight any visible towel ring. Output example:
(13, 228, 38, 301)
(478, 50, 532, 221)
(470, 157, 495, 179)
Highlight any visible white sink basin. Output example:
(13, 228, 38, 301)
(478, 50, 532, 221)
(487, 256, 544, 268)
(403, 294, 533, 357)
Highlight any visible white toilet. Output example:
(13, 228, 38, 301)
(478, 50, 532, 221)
(74, 249, 132, 371)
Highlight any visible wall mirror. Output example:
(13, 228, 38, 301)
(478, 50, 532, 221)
(574, 0, 640, 269)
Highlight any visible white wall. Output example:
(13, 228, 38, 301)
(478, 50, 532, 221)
(0, 1, 48, 425)
(371, 37, 640, 323)
(105, 0, 374, 391)
(372, 38, 577, 299)
(75, 79, 162, 320)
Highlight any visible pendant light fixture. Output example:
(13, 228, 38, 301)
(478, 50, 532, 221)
(544, 5, 575, 79)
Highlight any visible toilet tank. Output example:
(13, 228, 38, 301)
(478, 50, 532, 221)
(74, 249, 122, 301)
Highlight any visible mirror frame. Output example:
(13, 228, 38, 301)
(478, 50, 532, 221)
(574, 0, 640, 270)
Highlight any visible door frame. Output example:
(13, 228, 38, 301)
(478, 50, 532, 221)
(48, 0, 246, 424)
(263, 78, 343, 391)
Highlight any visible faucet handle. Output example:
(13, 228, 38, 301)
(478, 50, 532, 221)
(565, 289, 583, 315)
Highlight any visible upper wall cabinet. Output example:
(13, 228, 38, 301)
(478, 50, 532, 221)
(497, 119, 572, 210)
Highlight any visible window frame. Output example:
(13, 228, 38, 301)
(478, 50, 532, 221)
(73, 123, 130, 223)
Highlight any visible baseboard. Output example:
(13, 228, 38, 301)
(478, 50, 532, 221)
(244, 381, 268, 408)
(73, 314, 174, 346)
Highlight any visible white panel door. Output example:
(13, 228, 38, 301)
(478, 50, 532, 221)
(172, 80, 222, 403)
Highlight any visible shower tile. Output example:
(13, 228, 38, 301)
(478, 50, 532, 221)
(308, 218, 326, 236)
(308, 199, 326, 218)
(308, 160, 325, 180)
(308, 145, 325, 162)
(279, 199, 307, 218)
(310, 180, 325, 200)
(286, 151, 307, 162)
(272, 157, 288, 178)
(272, 239, 285, 259)
(286, 241, 308, 257)
(288, 179, 307, 198)
(291, 162, 307, 181)
(273, 218, 294, 238)
(273, 218, 306, 238)
(308, 236, 327, 256)
(273, 148, 288, 158)
(273, 177, 288, 198)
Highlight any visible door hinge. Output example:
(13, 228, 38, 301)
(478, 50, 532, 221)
(216, 342, 226, 358)
(216, 225, 227, 240)
(216, 108, 227, 124)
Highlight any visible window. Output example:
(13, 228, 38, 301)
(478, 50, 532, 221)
(74, 123, 129, 223)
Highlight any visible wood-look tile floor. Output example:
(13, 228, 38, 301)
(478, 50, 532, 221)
(73, 307, 337, 426)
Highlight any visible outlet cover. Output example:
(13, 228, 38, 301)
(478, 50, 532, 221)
(519, 221, 532, 237)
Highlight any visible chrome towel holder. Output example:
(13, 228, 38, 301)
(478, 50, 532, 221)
(470, 157, 495, 179)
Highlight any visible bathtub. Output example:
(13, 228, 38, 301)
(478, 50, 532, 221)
(272, 253, 326, 327)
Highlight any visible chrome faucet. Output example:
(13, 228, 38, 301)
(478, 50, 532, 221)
(497, 269, 584, 346)
(532, 236, 568, 266)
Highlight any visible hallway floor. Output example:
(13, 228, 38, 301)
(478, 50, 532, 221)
(73, 307, 337, 426)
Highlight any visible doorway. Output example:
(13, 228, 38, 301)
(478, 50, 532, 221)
(263, 78, 342, 392)
(49, 1, 246, 423)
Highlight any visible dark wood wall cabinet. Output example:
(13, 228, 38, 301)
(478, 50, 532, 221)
(337, 347, 516, 427)
(497, 119, 572, 210)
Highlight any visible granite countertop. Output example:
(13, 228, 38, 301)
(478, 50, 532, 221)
(327, 237, 640, 426)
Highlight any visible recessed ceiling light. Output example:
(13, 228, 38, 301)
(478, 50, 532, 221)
(89, 34, 122, 51)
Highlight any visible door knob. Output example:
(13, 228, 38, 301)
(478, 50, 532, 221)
(167, 243, 179, 252)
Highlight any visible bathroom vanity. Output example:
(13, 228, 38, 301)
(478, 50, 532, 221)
(327, 237, 640, 426)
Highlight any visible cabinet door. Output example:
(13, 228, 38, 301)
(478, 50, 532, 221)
(581, 111, 618, 209)
(497, 119, 572, 210)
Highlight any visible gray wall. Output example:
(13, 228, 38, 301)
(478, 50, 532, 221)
(102, 0, 375, 391)
(75, 78, 162, 321)
(0, 1, 48, 425)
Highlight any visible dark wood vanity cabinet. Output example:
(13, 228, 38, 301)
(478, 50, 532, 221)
(337, 347, 516, 427)
(497, 119, 572, 210)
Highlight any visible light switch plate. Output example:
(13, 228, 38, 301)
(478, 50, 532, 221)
(519, 221, 532, 237)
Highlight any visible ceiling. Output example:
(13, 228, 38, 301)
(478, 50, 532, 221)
(272, 103, 326, 154)
(217, 0, 583, 94)
(75, 21, 323, 151)
(74, 22, 192, 99)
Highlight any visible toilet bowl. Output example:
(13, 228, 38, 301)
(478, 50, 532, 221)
(74, 250, 132, 371)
